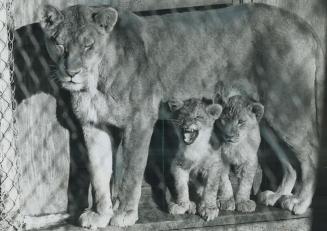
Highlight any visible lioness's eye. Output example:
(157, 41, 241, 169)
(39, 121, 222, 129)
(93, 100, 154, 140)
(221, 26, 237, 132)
(238, 120, 245, 125)
(55, 44, 64, 55)
(84, 40, 95, 51)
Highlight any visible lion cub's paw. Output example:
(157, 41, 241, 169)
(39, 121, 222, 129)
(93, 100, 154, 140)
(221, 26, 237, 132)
(236, 200, 256, 213)
(198, 202, 219, 221)
(257, 190, 281, 206)
(110, 209, 138, 227)
(217, 197, 235, 211)
(78, 209, 113, 229)
(169, 201, 196, 215)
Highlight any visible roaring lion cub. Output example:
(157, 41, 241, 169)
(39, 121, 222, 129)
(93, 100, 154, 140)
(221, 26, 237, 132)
(214, 93, 264, 213)
(167, 98, 222, 221)
(40, 3, 323, 227)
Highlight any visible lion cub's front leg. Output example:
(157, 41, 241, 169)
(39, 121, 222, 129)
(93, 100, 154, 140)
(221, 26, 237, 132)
(198, 163, 220, 221)
(78, 126, 113, 229)
(169, 162, 196, 215)
(235, 162, 257, 213)
(217, 165, 235, 211)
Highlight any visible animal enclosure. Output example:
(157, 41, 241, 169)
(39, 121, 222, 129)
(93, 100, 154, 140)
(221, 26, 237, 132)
(0, 0, 326, 230)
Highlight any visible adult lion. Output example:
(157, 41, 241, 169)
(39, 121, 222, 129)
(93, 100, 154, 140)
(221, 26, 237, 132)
(40, 3, 324, 227)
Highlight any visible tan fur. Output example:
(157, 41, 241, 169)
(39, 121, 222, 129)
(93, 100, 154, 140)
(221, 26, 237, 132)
(168, 98, 222, 221)
(214, 94, 263, 213)
(40, 3, 323, 226)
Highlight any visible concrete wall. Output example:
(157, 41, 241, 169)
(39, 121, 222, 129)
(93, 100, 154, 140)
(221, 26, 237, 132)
(13, 0, 232, 29)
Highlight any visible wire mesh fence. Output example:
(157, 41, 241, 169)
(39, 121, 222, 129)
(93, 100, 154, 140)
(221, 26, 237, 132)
(0, 0, 21, 230)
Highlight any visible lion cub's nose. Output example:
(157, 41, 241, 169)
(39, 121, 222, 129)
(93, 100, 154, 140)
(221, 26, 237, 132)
(66, 69, 81, 77)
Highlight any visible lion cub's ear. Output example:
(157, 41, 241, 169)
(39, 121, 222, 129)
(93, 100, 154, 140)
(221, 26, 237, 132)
(93, 7, 118, 32)
(213, 81, 225, 104)
(40, 5, 63, 36)
(168, 99, 184, 112)
(206, 104, 222, 120)
(249, 102, 264, 122)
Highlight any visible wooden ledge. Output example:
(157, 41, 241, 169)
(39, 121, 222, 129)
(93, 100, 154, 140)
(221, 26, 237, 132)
(33, 206, 311, 231)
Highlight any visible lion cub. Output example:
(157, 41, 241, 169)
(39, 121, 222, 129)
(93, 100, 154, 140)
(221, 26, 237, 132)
(214, 93, 264, 213)
(167, 98, 223, 221)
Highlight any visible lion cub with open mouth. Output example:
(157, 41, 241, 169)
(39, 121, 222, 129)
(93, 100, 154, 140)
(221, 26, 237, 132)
(167, 98, 223, 221)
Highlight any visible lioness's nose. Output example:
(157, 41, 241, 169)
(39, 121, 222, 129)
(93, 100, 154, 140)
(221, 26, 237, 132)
(224, 134, 234, 139)
(66, 69, 81, 77)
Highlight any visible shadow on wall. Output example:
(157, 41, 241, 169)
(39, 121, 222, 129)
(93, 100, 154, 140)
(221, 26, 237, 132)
(14, 23, 90, 219)
(312, 0, 327, 225)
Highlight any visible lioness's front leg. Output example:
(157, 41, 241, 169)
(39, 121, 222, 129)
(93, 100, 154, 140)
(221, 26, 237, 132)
(78, 126, 113, 229)
(198, 163, 220, 221)
(235, 162, 257, 213)
(258, 124, 297, 207)
(258, 160, 296, 207)
(279, 152, 316, 215)
(110, 113, 157, 227)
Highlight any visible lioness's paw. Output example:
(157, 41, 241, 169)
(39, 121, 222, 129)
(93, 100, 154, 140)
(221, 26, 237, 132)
(293, 200, 310, 215)
(198, 203, 219, 221)
(78, 209, 113, 229)
(110, 209, 138, 227)
(257, 190, 281, 206)
(217, 197, 235, 211)
(169, 201, 196, 215)
(236, 200, 256, 213)
(279, 195, 305, 214)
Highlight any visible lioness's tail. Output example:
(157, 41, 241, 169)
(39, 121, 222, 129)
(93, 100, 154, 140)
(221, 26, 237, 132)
(314, 37, 325, 138)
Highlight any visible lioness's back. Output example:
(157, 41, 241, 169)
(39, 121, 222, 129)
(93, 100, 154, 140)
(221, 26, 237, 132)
(113, 3, 320, 102)
(126, 3, 318, 49)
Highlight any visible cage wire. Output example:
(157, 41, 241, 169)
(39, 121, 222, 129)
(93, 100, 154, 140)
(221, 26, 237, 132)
(0, 0, 21, 230)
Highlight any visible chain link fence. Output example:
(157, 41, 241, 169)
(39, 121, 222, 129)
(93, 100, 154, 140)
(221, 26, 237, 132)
(0, 0, 21, 230)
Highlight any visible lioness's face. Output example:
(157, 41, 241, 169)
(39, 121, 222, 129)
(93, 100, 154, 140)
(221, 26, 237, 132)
(168, 99, 222, 145)
(40, 5, 118, 91)
(215, 95, 264, 143)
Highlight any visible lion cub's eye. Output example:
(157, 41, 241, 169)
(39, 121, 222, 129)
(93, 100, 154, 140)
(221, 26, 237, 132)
(51, 38, 65, 55)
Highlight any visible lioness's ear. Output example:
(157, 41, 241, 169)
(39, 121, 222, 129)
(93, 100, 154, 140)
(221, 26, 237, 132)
(168, 99, 184, 112)
(250, 102, 264, 122)
(93, 7, 118, 32)
(40, 5, 63, 35)
(206, 104, 222, 120)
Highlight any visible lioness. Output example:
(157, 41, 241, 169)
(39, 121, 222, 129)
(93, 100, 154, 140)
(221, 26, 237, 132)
(167, 98, 222, 221)
(214, 92, 264, 213)
(40, 3, 323, 227)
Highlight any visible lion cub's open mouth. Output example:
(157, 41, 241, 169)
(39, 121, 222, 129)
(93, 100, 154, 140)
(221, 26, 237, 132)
(183, 129, 199, 145)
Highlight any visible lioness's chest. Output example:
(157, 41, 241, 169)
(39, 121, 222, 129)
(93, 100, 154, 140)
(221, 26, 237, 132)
(71, 91, 128, 127)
